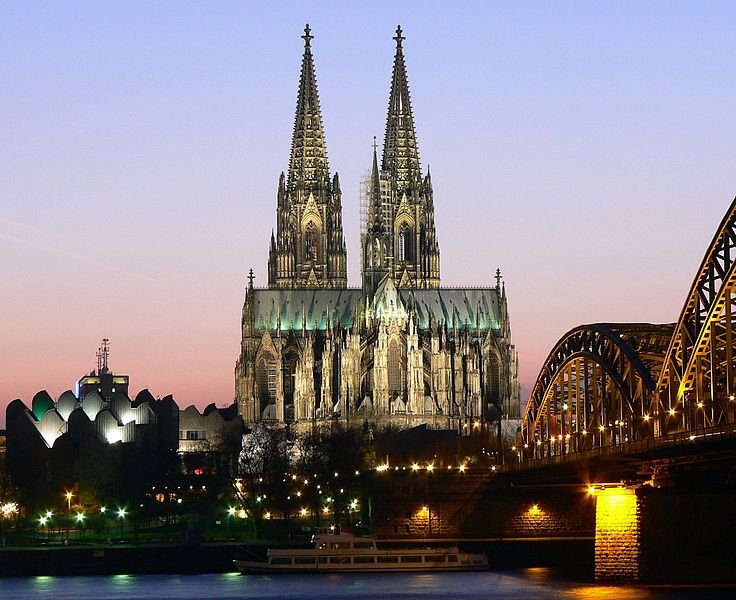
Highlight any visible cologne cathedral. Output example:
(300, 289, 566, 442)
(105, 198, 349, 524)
(235, 26, 519, 430)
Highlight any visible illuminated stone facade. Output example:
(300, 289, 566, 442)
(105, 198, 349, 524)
(235, 26, 519, 430)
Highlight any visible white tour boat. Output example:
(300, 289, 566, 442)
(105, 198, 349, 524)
(234, 528, 489, 573)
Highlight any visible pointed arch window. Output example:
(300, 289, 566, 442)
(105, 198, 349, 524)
(388, 339, 403, 395)
(304, 222, 318, 261)
(256, 353, 278, 418)
(398, 226, 407, 262)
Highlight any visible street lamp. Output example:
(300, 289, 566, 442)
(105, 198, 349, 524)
(65, 491, 73, 515)
(117, 507, 127, 537)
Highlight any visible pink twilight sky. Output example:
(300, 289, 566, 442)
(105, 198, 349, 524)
(2, 2, 735, 426)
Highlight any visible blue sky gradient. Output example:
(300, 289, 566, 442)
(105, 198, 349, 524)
(2, 2, 735, 423)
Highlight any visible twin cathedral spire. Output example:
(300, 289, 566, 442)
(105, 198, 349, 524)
(267, 25, 440, 292)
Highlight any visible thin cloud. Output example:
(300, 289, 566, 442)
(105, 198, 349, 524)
(0, 230, 159, 283)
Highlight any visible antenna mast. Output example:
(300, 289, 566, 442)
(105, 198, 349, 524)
(96, 338, 110, 374)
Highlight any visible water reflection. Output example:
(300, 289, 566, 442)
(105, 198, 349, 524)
(0, 572, 733, 599)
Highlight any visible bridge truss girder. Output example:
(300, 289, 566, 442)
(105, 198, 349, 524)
(520, 324, 672, 460)
(654, 197, 736, 434)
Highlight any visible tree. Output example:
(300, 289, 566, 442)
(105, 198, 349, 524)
(294, 422, 369, 526)
(0, 451, 20, 546)
(233, 424, 290, 539)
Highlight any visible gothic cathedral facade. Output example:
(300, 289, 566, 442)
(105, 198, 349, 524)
(235, 26, 520, 429)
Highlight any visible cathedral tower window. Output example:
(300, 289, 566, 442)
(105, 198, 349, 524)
(304, 222, 318, 261)
(398, 226, 407, 262)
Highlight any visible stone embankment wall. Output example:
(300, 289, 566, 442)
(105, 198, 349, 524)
(367, 471, 594, 540)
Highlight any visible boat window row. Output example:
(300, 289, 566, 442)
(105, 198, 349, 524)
(270, 554, 460, 565)
(318, 541, 376, 550)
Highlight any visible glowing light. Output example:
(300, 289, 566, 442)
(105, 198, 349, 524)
(643, 414, 651, 422)
(557, 434, 563, 441)
(322, 507, 330, 514)
(668, 408, 676, 417)
(75, 512, 85, 523)
(491, 466, 497, 472)
(689, 435, 696, 441)
(562, 403, 568, 411)
(264, 511, 271, 520)
(528, 504, 541, 515)
(426, 463, 434, 472)
(473, 420, 480, 429)
(117, 508, 127, 519)
(582, 429, 588, 436)
(65, 491, 73, 501)
(376, 464, 389, 472)
(599, 425, 606, 432)
(106, 429, 122, 444)
(1, 502, 18, 519)
(458, 464, 466, 473)
(421, 505, 428, 512)
(227, 506, 236, 517)
(100, 506, 107, 514)
(587, 486, 596, 495)
(730, 394, 735, 401)
(595, 487, 638, 556)
(536, 440, 542, 446)
(411, 463, 419, 471)
(300, 508, 308, 517)
(696, 402, 704, 409)
(39, 516, 48, 526)
(45, 510, 53, 519)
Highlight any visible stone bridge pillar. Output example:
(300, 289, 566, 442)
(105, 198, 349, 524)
(594, 486, 640, 582)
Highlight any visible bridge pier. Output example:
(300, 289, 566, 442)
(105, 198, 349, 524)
(593, 486, 640, 582)
(593, 484, 736, 583)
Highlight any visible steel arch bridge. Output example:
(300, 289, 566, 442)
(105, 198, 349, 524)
(520, 197, 736, 461)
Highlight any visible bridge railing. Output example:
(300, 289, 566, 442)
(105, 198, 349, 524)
(510, 422, 736, 471)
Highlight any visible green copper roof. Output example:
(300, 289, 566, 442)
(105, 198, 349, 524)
(251, 287, 501, 332)
(403, 289, 501, 330)
(253, 289, 363, 331)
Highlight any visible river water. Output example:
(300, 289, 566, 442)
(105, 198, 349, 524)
(0, 570, 731, 599)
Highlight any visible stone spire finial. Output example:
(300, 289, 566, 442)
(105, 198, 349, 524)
(302, 23, 313, 47)
(382, 24, 420, 195)
(394, 25, 405, 48)
(288, 23, 329, 191)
